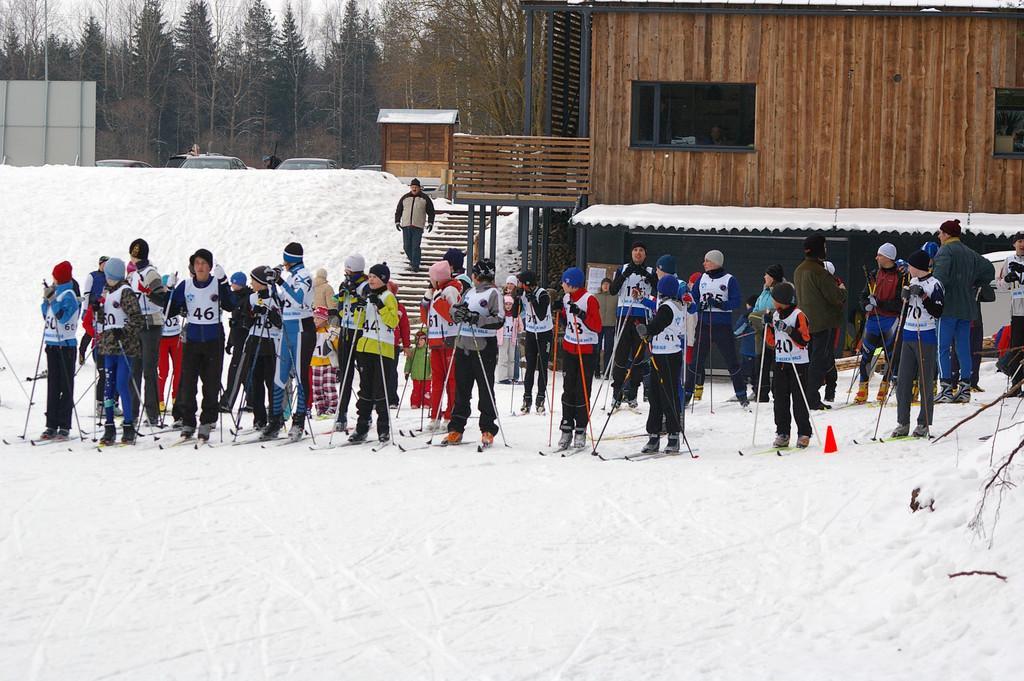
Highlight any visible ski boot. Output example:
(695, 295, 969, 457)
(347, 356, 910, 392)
(935, 381, 955, 404)
(379, 432, 391, 444)
(665, 433, 680, 454)
(891, 423, 910, 438)
(99, 424, 117, 446)
(121, 423, 137, 444)
(875, 380, 890, 403)
(54, 428, 70, 441)
(912, 424, 930, 438)
(772, 433, 790, 448)
(572, 430, 586, 449)
(287, 415, 305, 443)
(557, 430, 572, 450)
(197, 423, 214, 442)
(641, 435, 660, 453)
(38, 428, 56, 440)
(520, 398, 532, 415)
(854, 381, 869, 404)
(610, 398, 622, 411)
(535, 395, 546, 415)
(736, 393, 750, 408)
(480, 432, 495, 449)
(442, 431, 463, 446)
(627, 397, 639, 409)
(180, 426, 196, 440)
(953, 381, 971, 404)
(348, 429, 368, 443)
(693, 384, 704, 401)
(253, 419, 267, 431)
(260, 416, 284, 441)
(796, 435, 811, 449)
(333, 414, 348, 433)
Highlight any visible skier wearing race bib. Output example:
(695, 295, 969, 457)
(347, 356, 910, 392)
(892, 250, 944, 439)
(684, 249, 748, 407)
(855, 243, 905, 404)
(763, 282, 813, 449)
(551, 267, 602, 450)
(96, 257, 144, 445)
(998, 232, 1024, 386)
(38, 260, 81, 441)
(243, 266, 283, 431)
(334, 254, 367, 433)
(516, 270, 552, 415)
(444, 260, 504, 447)
(636, 274, 690, 454)
(270, 242, 315, 442)
(127, 238, 170, 427)
(422, 260, 460, 430)
(157, 273, 183, 425)
(167, 248, 237, 441)
(347, 263, 399, 443)
(608, 241, 658, 407)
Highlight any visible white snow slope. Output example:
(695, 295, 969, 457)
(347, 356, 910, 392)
(0, 167, 1022, 680)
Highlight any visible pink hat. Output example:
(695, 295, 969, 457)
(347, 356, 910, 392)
(313, 306, 329, 321)
(429, 260, 451, 283)
(504, 294, 513, 305)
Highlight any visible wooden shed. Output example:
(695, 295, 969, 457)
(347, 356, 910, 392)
(377, 109, 459, 189)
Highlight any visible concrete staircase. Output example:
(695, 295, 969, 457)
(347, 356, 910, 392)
(390, 210, 471, 317)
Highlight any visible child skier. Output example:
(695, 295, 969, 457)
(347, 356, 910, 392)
(406, 328, 431, 409)
(97, 257, 144, 445)
(892, 250, 944, 438)
(517, 270, 552, 414)
(335, 254, 367, 432)
(763, 282, 813, 449)
(349, 263, 399, 443)
(270, 242, 315, 442)
(735, 294, 758, 395)
(445, 260, 504, 447)
(39, 260, 80, 440)
(637, 274, 688, 454)
(424, 260, 460, 430)
(167, 249, 236, 441)
(157, 274, 182, 425)
(243, 266, 282, 431)
(497, 294, 522, 383)
(552, 267, 602, 450)
(311, 306, 339, 418)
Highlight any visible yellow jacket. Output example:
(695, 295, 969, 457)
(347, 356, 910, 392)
(356, 288, 399, 359)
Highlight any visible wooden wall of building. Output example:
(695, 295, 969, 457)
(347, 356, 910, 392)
(590, 12, 1024, 213)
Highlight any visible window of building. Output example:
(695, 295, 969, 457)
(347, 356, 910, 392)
(630, 82, 756, 150)
(995, 89, 1024, 156)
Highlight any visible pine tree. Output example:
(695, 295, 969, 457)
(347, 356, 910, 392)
(175, 0, 217, 148)
(242, 0, 278, 154)
(2, 24, 20, 79)
(131, 0, 176, 161)
(271, 4, 309, 155)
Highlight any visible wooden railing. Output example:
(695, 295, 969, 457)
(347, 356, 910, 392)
(451, 134, 590, 205)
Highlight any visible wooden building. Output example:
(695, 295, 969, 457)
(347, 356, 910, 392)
(377, 109, 459, 190)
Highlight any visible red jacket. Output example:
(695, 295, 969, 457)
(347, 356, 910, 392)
(394, 302, 410, 349)
(561, 289, 602, 355)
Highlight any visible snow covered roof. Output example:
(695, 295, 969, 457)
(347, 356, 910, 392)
(551, 0, 1013, 9)
(572, 204, 1024, 238)
(377, 109, 459, 125)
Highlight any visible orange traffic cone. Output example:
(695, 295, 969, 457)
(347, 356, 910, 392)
(823, 425, 838, 454)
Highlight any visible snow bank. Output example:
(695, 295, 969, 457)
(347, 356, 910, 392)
(0, 165, 409, 365)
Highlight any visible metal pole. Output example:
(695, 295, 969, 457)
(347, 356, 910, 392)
(540, 209, 551, 287)
(466, 204, 475, 261)
(578, 11, 591, 137)
(523, 10, 535, 136)
(489, 205, 498, 265)
(0, 80, 9, 163)
(477, 207, 487, 262)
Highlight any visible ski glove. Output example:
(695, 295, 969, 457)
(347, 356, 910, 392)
(452, 303, 472, 323)
(42, 284, 56, 301)
(636, 323, 649, 339)
(395, 223, 402, 232)
(225, 343, 232, 355)
(368, 293, 384, 309)
(1005, 271, 1020, 284)
(213, 263, 226, 283)
(566, 302, 584, 318)
(763, 310, 774, 326)
(268, 309, 283, 327)
(901, 287, 912, 301)
(1010, 261, 1024, 275)
(427, 223, 434, 233)
(908, 284, 925, 298)
(864, 295, 877, 312)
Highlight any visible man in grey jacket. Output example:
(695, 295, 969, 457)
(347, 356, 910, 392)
(127, 238, 170, 426)
(444, 259, 504, 447)
(394, 179, 436, 272)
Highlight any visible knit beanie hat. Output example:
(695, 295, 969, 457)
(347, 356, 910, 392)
(250, 265, 272, 285)
(129, 238, 149, 261)
(518, 270, 537, 286)
(907, 250, 931, 272)
(771, 281, 796, 305)
(803, 234, 827, 259)
(504, 294, 514, 306)
(369, 263, 390, 284)
(657, 274, 679, 298)
(656, 254, 677, 275)
(1012, 233, 1024, 246)
(444, 248, 465, 273)
(313, 306, 330, 322)
(429, 260, 451, 283)
(631, 239, 647, 252)
(230, 271, 246, 287)
(704, 249, 725, 267)
(104, 257, 126, 282)
(940, 219, 962, 238)
(922, 242, 940, 259)
(472, 259, 496, 280)
(561, 267, 585, 288)
(877, 243, 898, 261)
(505, 275, 519, 287)
(52, 261, 72, 285)
(344, 254, 365, 272)
(283, 242, 304, 264)
(765, 264, 784, 282)
(190, 248, 213, 267)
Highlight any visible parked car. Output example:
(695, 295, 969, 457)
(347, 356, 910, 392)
(166, 153, 247, 169)
(277, 157, 339, 170)
(96, 159, 152, 168)
(354, 164, 382, 172)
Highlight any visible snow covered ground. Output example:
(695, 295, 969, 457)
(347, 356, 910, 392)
(1, 167, 1022, 679)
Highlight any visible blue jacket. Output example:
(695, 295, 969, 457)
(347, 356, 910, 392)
(734, 313, 755, 358)
(168, 277, 237, 343)
(41, 282, 80, 347)
(697, 269, 741, 326)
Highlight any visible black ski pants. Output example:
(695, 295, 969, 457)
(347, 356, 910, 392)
(647, 351, 682, 435)
(612, 318, 645, 399)
(355, 352, 390, 436)
(522, 330, 551, 403)
(560, 349, 596, 433)
(807, 329, 835, 409)
(338, 328, 361, 417)
(45, 346, 76, 430)
(179, 338, 224, 428)
(684, 321, 746, 398)
(773, 361, 812, 438)
(221, 331, 248, 409)
(449, 341, 498, 435)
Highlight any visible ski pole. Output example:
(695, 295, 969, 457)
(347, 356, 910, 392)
(473, 343, 510, 447)
(590, 341, 646, 456)
(395, 366, 412, 417)
(751, 317, 770, 446)
(18, 326, 47, 440)
(329, 323, 360, 444)
(427, 326, 463, 445)
(54, 315, 85, 441)
(688, 306, 706, 415)
(547, 314, 560, 447)
(568, 309, 597, 450)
